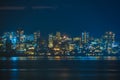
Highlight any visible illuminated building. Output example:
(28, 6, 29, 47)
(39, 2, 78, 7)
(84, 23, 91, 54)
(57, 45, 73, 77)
(34, 31, 40, 43)
(9, 32, 17, 50)
(0, 29, 120, 56)
(54, 47, 60, 51)
(25, 46, 35, 55)
(0, 37, 4, 51)
(62, 35, 71, 41)
(0, 38, 3, 46)
(103, 31, 115, 54)
(73, 37, 80, 41)
(103, 31, 115, 43)
(53, 32, 62, 52)
(17, 28, 24, 43)
(26, 34, 34, 42)
(16, 43, 26, 52)
(16, 29, 26, 52)
(73, 37, 82, 46)
(34, 32, 37, 43)
(56, 32, 61, 40)
(69, 44, 75, 51)
(9, 32, 17, 44)
(48, 34, 53, 48)
(82, 32, 89, 44)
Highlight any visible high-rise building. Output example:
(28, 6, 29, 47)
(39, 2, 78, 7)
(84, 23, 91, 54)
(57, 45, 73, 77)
(34, 31, 40, 43)
(103, 31, 115, 54)
(34, 32, 37, 43)
(17, 28, 24, 43)
(56, 32, 61, 40)
(82, 32, 89, 44)
(9, 32, 17, 49)
(73, 37, 82, 47)
(48, 34, 53, 48)
(69, 44, 75, 51)
(103, 31, 115, 43)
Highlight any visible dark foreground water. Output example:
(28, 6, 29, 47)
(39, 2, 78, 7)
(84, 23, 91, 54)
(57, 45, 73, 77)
(0, 56, 120, 80)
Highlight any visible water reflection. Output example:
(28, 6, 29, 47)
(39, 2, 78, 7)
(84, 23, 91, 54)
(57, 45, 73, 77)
(10, 58, 18, 80)
(0, 56, 120, 61)
(10, 57, 18, 61)
(11, 69, 18, 80)
(0, 57, 120, 80)
(0, 56, 120, 80)
(103, 56, 117, 60)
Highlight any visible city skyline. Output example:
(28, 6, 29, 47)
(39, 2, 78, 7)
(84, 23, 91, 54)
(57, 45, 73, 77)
(0, 29, 118, 40)
(0, 29, 119, 56)
(0, 28, 119, 39)
(1, 1, 120, 80)
(0, 0, 120, 56)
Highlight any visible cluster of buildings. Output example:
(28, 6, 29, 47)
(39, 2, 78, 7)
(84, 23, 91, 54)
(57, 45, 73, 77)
(0, 29, 119, 56)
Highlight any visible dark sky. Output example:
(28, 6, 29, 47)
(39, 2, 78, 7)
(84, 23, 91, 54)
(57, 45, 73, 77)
(0, 0, 120, 37)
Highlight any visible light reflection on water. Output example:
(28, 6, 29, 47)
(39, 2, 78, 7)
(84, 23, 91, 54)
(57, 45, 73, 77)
(0, 56, 120, 80)
(1, 68, 119, 72)
(0, 56, 120, 61)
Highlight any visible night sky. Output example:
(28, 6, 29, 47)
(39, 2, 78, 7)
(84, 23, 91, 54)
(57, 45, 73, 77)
(0, 0, 120, 37)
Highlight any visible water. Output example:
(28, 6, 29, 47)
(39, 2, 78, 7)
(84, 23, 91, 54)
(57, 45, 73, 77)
(0, 56, 120, 80)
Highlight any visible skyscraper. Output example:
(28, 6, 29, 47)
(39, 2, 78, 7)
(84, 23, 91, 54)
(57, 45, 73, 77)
(82, 32, 89, 44)
(103, 31, 115, 54)
(48, 34, 53, 48)
(103, 32, 115, 43)
(34, 31, 40, 43)
(56, 32, 61, 40)
(17, 28, 24, 43)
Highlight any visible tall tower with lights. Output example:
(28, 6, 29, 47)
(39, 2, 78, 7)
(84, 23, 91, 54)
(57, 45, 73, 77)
(103, 31, 115, 54)
(82, 32, 89, 44)
(17, 28, 24, 43)
(56, 32, 61, 40)
(48, 34, 54, 48)
(103, 32, 115, 43)
(34, 31, 40, 43)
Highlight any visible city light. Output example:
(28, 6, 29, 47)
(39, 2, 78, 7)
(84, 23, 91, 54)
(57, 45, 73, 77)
(0, 29, 120, 56)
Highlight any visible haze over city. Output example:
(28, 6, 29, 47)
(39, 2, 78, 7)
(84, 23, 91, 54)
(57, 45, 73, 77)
(0, 0, 120, 37)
